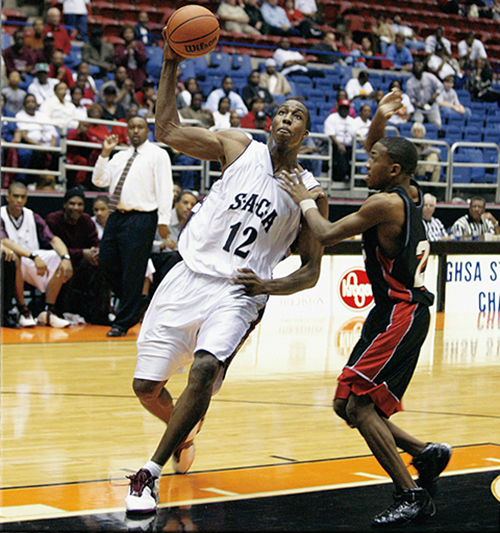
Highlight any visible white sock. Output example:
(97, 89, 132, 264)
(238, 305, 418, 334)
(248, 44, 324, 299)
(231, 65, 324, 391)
(143, 460, 162, 478)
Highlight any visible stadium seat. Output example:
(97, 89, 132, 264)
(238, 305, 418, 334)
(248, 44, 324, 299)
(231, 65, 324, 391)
(146, 46, 163, 82)
(178, 59, 196, 81)
(208, 52, 232, 75)
(445, 114, 466, 127)
(64, 45, 82, 69)
(444, 124, 463, 145)
(466, 115, 485, 128)
(463, 126, 482, 142)
(424, 123, 439, 139)
(483, 127, 500, 144)
(232, 54, 253, 77)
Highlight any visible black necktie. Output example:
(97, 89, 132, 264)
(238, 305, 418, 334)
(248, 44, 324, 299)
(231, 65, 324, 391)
(108, 149, 138, 213)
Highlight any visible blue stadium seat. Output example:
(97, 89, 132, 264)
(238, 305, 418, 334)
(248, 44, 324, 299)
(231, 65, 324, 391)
(178, 59, 196, 81)
(483, 127, 500, 144)
(307, 88, 327, 102)
(314, 78, 334, 92)
(190, 56, 209, 78)
(208, 52, 232, 75)
(444, 124, 463, 145)
(463, 126, 482, 142)
(452, 152, 472, 183)
(145, 46, 163, 81)
(2, 31, 12, 49)
(425, 123, 439, 139)
(398, 122, 413, 138)
(64, 44, 82, 69)
(232, 54, 253, 77)
(445, 114, 466, 127)
(316, 101, 332, 119)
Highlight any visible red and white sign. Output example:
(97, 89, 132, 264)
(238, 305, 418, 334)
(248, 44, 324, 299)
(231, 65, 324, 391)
(338, 268, 374, 311)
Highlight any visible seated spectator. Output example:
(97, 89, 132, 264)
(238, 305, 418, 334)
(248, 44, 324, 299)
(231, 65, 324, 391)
(46, 187, 112, 324)
(241, 70, 276, 115)
(114, 25, 148, 91)
(15, 93, 58, 185)
(1, 93, 22, 189)
(177, 77, 201, 109)
(86, 103, 111, 142)
(294, 0, 323, 23)
(323, 98, 356, 182)
(406, 60, 443, 130)
(2, 28, 36, 79)
(427, 48, 462, 81)
(329, 89, 356, 117)
(311, 31, 339, 65)
(49, 50, 75, 89)
(451, 196, 500, 238)
(40, 81, 81, 129)
(390, 15, 425, 51)
(352, 103, 372, 145)
(100, 85, 127, 121)
(204, 75, 248, 117)
(338, 32, 361, 65)
(24, 18, 45, 52)
(230, 110, 242, 128)
(149, 190, 198, 296)
(212, 96, 232, 129)
(437, 74, 469, 117)
(357, 36, 378, 69)
(241, 96, 272, 130)
(466, 57, 500, 105)
(283, 0, 323, 39)
(179, 91, 214, 129)
(411, 122, 441, 182)
(386, 34, 414, 72)
(135, 78, 157, 119)
(1, 181, 73, 327)
(273, 36, 324, 78)
(44, 6, 71, 56)
(27, 62, 59, 106)
(345, 70, 374, 102)
(70, 85, 93, 111)
(371, 13, 395, 54)
(66, 119, 102, 188)
(386, 79, 414, 125)
(422, 193, 449, 241)
(135, 11, 158, 47)
(34, 32, 56, 65)
(424, 26, 451, 58)
(244, 0, 272, 35)
(259, 58, 292, 97)
(99, 66, 138, 111)
(458, 31, 487, 70)
(261, 0, 302, 36)
(72, 62, 97, 100)
(82, 27, 115, 79)
(217, 0, 261, 35)
(91, 196, 110, 240)
(2, 70, 27, 115)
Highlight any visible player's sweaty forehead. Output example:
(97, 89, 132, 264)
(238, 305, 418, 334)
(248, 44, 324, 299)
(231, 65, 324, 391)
(277, 100, 308, 120)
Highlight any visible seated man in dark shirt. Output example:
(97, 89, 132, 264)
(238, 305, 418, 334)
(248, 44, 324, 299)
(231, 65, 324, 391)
(45, 187, 112, 324)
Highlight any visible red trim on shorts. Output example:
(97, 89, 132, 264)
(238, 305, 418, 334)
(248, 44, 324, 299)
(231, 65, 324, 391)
(376, 248, 412, 302)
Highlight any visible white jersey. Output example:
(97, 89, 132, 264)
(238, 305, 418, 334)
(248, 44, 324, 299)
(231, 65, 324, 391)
(178, 140, 320, 280)
(1, 206, 40, 250)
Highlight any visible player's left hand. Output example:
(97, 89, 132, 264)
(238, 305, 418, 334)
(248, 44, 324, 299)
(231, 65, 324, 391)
(278, 169, 316, 205)
(230, 268, 268, 296)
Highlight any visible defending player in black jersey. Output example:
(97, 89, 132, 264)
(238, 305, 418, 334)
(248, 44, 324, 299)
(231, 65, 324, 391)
(277, 88, 451, 528)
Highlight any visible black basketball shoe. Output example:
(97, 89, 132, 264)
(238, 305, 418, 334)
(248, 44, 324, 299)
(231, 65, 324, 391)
(411, 442, 452, 496)
(371, 487, 436, 528)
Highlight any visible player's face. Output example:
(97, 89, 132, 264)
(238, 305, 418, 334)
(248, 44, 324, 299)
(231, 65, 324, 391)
(271, 101, 308, 148)
(6, 186, 28, 217)
(365, 143, 394, 191)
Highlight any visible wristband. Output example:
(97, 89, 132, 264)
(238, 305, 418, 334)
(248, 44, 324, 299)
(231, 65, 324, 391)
(60, 254, 71, 260)
(29, 252, 38, 260)
(299, 199, 318, 216)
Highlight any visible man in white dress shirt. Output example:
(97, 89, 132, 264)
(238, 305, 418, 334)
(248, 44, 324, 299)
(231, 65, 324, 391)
(204, 76, 248, 117)
(91, 116, 174, 337)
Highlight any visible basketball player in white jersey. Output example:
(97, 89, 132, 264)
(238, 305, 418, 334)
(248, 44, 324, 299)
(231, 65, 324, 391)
(125, 41, 328, 514)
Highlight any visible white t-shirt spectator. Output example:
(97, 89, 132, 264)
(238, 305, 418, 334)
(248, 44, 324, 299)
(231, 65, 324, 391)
(458, 38, 487, 62)
(345, 78, 374, 101)
(323, 113, 356, 146)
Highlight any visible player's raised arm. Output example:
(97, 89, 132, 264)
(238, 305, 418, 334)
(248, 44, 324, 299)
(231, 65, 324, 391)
(364, 88, 403, 153)
(154, 42, 249, 168)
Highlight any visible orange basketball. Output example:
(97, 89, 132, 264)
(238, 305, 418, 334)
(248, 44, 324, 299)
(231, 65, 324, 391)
(164, 5, 220, 58)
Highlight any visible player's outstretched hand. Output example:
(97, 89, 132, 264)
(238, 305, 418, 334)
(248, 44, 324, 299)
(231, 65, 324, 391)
(230, 268, 269, 296)
(162, 37, 185, 62)
(278, 169, 318, 205)
(378, 88, 403, 119)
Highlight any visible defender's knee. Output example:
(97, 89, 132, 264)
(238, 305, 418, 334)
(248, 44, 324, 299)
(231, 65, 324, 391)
(189, 352, 221, 392)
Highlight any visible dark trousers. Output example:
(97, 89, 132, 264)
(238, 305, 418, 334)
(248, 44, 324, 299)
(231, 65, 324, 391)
(99, 209, 158, 332)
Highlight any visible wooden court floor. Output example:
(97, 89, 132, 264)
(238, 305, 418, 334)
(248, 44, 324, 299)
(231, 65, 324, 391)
(1, 312, 499, 531)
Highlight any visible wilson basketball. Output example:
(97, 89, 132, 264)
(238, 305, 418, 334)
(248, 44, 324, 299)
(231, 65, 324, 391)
(164, 5, 220, 58)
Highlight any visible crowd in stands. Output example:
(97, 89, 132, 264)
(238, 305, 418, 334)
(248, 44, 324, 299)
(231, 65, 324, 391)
(1, 1, 500, 328)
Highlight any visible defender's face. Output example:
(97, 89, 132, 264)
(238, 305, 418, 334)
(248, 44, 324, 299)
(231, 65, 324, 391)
(365, 143, 392, 191)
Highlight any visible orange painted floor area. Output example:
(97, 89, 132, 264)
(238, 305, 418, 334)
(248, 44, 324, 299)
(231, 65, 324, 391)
(0, 313, 446, 346)
(0, 444, 498, 522)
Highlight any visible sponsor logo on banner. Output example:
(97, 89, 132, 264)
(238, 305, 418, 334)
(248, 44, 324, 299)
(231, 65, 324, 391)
(338, 268, 374, 311)
(335, 316, 365, 357)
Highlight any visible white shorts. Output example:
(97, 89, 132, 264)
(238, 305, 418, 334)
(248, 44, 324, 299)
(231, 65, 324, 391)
(20, 250, 61, 293)
(135, 261, 267, 383)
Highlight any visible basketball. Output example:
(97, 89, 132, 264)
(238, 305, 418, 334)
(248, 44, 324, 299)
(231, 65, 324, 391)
(163, 5, 220, 58)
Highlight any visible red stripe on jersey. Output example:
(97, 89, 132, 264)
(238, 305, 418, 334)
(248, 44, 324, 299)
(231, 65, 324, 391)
(350, 301, 416, 382)
(376, 248, 413, 302)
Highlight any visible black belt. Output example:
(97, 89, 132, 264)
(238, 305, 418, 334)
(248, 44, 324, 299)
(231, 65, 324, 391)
(116, 209, 156, 215)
